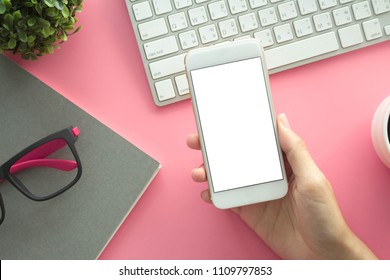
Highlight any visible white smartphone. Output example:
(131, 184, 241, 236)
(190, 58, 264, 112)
(185, 39, 288, 209)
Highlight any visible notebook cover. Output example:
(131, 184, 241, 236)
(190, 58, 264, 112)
(0, 55, 161, 259)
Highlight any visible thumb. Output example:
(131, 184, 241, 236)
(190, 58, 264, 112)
(277, 113, 322, 178)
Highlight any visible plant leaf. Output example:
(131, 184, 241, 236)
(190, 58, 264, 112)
(0, 2, 6, 15)
(44, 0, 54, 8)
(27, 17, 37, 27)
(17, 29, 28, 42)
(0, 28, 9, 37)
(38, 18, 51, 28)
(13, 10, 22, 22)
(46, 7, 58, 17)
(0, 0, 12, 14)
(53, 0, 64, 10)
(34, 3, 42, 15)
(4, 13, 13, 29)
(27, 35, 36, 43)
(8, 37, 16, 49)
(61, 5, 69, 18)
(47, 44, 54, 54)
(60, 30, 67, 41)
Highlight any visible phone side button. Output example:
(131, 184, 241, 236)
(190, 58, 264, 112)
(155, 79, 176, 102)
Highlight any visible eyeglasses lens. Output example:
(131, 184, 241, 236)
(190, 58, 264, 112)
(9, 138, 78, 198)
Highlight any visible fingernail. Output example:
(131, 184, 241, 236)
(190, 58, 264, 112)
(280, 113, 291, 129)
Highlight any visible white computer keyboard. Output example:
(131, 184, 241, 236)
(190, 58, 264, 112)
(126, 0, 390, 106)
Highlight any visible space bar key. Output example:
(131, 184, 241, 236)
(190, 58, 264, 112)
(264, 32, 340, 70)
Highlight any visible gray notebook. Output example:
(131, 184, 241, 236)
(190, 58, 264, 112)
(0, 55, 160, 259)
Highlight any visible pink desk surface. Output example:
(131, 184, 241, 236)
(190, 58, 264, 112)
(7, 0, 390, 259)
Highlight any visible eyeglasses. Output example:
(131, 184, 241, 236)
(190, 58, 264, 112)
(0, 126, 82, 225)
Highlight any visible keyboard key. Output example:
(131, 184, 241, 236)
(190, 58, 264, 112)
(152, 0, 172, 15)
(238, 13, 259, 32)
(144, 36, 179, 60)
(318, 0, 337, 10)
(265, 32, 339, 69)
(199, 24, 219, 43)
(175, 75, 190, 96)
(352, 1, 372, 20)
(132, 1, 153, 21)
(188, 6, 208, 26)
(249, 0, 268, 8)
(227, 0, 248, 15)
(258, 7, 278, 27)
(332, 7, 353, 26)
(174, 0, 193, 9)
(168, 12, 188, 32)
(338, 24, 364, 48)
(155, 79, 176, 102)
(179, 30, 199, 49)
(362, 18, 383, 40)
(297, 0, 318, 15)
(278, 2, 298, 21)
(274, 23, 294, 43)
(385, 25, 390, 35)
(372, 0, 390, 15)
(138, 18, 168, 40)
(254, 29, 274, 47)
(218, 19, 239, 38)
(293, 18, 314, 37)
(313, 12, 333, 31)
(208, 1, 229, 20)
(149, 54, 186, 80)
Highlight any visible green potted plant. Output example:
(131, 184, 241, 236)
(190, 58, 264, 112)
(0, 0, 83, 60)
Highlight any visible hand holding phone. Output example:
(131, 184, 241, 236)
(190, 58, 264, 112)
(185, 39, 288, 209)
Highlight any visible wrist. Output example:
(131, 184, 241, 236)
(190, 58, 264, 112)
(337, 228, 378, 260)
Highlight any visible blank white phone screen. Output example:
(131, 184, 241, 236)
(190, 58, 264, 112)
(191, 57, 283, 193)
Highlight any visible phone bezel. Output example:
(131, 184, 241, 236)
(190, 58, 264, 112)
(186, 39, 288, 209)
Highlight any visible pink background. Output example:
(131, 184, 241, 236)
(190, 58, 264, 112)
(7, 0, 390, 259)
